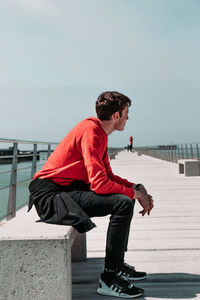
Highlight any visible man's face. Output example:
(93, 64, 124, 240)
(114, 106, 129, 131)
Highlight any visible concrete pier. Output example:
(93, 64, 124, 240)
(72, 151, 200, 300)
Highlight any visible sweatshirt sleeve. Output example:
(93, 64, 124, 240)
(103, 149, 135, 188)
(80, 128, 135, 199)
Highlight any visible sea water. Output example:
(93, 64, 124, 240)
(0, 157, 45, 220)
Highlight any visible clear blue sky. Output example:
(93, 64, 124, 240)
(0, 0, 199, 148)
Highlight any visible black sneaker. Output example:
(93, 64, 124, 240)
(119, 263, 147, 281)
(97, 270, 144, 298)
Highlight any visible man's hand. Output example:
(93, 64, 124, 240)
(138, 184, 148, 195)
(134, 188, 154, 216)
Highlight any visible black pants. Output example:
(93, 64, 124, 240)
(67, 190, 135, 269)
(30, 179, 135, 269)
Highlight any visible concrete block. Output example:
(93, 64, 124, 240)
(179, 163, 184, 174)
(185, 160, 200, 176)
(178, 159, 200, 176)
(0, 206, 84, 300)
(0, 239, 72, 300)
(71, 232, 87, 262)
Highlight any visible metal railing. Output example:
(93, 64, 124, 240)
(134, 142, 200, 163)
(0, 138, 58, 221)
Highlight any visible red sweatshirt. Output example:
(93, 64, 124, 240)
(34, 117, 135, 199)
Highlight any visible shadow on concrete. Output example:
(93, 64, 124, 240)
(72, 258, 200, 299)
(138, 273, 200, 299)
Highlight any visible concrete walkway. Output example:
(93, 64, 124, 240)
(72, 151, 200, 300)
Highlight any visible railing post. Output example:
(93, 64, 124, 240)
(177, 145, 180, 160)
(181, 144, 184, 159)
(164, 149, 167, 161)
(166, 148, 169, 161)
(31, 144, 37, 178)
(172, 147, 175, 162)
(174, 147, 177, 163)
(185, 144, 188, 159)
(171, 147, 173, 162)
(169, 147, 172, 162)
(47, 144, 51, 159)
(7, 143, 18, 220)
(190, 144, 194, 159)
(196, 143, 200, 160)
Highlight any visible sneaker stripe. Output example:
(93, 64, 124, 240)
(120, 263, 147, 281)
(97, 279, 144, 298)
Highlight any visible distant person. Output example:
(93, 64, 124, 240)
(28, 91, 154, 298)
(130, 136, 133, 152)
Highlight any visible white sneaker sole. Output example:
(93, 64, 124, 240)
(129, 275, 147, 281)
(97, 279, 144, 298)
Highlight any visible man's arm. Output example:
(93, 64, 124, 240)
(80, 130, 135, 199)
(103, 149, 135, 188)
(103, 148, 154, 215)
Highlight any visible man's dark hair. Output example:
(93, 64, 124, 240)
(96, 91, 131, 121)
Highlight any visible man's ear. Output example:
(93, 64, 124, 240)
(112, 111, 120, 120)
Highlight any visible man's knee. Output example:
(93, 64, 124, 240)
(114, 195, 135, 216)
